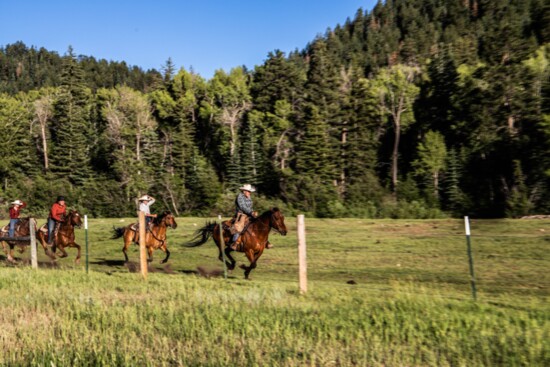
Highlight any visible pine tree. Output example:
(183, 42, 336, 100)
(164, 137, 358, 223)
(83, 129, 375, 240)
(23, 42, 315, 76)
(50, 47, 93, 186)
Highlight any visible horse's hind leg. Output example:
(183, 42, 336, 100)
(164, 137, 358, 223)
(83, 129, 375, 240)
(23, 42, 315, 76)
(122, 232, 132, 262)
(37, 233, 56, 260)
(216, 240, 236, 270)
(57, 245, 68, 258)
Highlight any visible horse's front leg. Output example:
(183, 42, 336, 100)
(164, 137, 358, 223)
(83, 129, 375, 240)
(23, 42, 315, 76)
(160, 243, 170, 264)
(239, 249, 261, 280)
(71, 242, 81, 264)
(6, 243, 16, 263)
(147, 247, 153, 263)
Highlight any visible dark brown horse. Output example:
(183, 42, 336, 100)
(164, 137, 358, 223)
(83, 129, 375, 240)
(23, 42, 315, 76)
(37, 210, 83, 263)
(186, 208, 287, 279)
(0, 217, 52, 263)
(112, 211, 177, 264)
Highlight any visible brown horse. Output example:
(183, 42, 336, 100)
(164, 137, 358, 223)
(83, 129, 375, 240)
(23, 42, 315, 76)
(112, 211, 177, 264)
(186, 208, 287, 279)
(0, 217, 52, 263)
(37, 210, 83, 263)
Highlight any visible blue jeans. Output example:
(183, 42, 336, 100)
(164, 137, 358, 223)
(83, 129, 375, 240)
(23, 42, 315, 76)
(47, 218, 57, 243)
(9, 219, 19, 237)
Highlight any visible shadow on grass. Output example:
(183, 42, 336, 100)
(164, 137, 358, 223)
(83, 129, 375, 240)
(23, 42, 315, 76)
(0, 254, 59, 268)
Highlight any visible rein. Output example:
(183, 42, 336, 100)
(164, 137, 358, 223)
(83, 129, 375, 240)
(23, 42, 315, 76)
(146, 219, 169, 245)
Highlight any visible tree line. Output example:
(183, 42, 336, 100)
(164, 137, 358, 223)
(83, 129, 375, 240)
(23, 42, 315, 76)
(0, 0, 548, 219)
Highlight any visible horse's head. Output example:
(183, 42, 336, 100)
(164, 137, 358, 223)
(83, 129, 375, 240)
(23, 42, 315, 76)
(269, 207, 287, 236)
(156, 211, 177, 229)
(67, 210, 83, 228)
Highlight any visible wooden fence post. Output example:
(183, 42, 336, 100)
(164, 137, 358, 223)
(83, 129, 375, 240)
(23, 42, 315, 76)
(218, 215, 228, 279)
(29, 219, 37, 269)
(138, 211, 148, 280)
(297, 214, 307, 294)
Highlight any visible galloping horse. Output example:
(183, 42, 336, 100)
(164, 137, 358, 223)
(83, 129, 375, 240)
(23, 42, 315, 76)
(112, 211, 177, 264)
(186, 208, 287, 279)
(37, 210, 83, 263)
(0, 217, 52, 263)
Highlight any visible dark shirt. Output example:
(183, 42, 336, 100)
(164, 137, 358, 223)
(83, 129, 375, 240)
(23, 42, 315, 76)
(235, 193, 253, 216)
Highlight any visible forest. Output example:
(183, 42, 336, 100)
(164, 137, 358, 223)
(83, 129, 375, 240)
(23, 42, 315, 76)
(0, 0, 548, 219)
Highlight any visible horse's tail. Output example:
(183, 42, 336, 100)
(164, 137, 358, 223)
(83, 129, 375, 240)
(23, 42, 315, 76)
(112, 226, 126, 239)
(185, 222, 216, 247)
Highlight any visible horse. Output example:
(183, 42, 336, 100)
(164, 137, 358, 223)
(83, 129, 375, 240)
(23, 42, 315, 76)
(0, 217, 53, 263)
(36, 210, 83, 263)
(112, 211, 177, 264)
(185, 208, 287, 279)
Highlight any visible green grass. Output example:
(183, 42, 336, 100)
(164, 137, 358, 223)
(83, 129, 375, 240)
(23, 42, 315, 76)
(0, 217, 549, 366)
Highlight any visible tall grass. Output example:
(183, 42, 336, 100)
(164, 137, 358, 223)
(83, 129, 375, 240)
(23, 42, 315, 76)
(0, 270, 548, 366)
(0, 217, 548, 365)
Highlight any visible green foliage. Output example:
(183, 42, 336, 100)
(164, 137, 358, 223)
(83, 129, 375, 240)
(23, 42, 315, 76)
(0, 1, 548, 218)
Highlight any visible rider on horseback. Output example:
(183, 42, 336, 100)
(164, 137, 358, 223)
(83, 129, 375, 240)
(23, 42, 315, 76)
(48, 196, 66, 245)
(8, 199, 26, 237)
(228, 184, 273, 251)
(138, 195, 157, 227)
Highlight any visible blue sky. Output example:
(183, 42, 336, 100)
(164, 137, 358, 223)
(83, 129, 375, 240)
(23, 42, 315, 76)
(1, 0, 376, 78)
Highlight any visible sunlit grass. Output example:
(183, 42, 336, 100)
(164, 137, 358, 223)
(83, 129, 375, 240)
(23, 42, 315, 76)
(0, 217, 549, 365)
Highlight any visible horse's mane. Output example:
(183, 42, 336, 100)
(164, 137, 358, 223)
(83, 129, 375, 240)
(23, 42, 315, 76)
(257, 207, 280, 219)
(153, 211, 171, 225)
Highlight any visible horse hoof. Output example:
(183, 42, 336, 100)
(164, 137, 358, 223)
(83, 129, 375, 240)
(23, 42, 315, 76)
(75, 259, 81, 265)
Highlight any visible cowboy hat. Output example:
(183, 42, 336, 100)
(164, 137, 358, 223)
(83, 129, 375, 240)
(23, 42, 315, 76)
(138, 195, 151, 201)
(239, 184, 256, 192)
(11, 200, 23, 206)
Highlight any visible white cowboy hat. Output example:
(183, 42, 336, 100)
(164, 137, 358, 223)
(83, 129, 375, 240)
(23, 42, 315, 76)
(239, 184, 256, 192)
(11, 200, 23, 206)
(138, 195, 150, 201)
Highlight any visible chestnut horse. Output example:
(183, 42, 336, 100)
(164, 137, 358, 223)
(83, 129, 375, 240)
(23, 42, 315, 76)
(37, 210, 83, 263)
(0, 217, 53, 263)
(112, 211, 177, 264)
(186, 208, 287, 279)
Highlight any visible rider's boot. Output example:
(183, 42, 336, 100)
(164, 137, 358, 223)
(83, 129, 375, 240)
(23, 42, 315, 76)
(229, 233, 240, 251)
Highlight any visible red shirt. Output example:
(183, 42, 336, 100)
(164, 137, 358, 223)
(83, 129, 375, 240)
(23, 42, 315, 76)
(49, 203, 66, 221)
(9, 202, 27, 219)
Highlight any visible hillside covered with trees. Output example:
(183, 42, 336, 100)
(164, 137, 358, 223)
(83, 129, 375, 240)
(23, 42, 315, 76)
(0, 0, 548, 218)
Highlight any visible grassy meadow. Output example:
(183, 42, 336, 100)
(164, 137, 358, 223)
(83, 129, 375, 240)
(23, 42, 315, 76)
(0, 216, 549, 366)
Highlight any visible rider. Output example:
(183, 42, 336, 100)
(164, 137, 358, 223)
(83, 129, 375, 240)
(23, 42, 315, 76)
(138, 194, 157, 227)
(228, 184, 274, 251)
(48, 196, 66, 244)
(8, 199, 26, 237)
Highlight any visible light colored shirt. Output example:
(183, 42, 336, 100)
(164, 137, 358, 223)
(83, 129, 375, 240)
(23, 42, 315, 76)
(139, 198, 155, 215)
